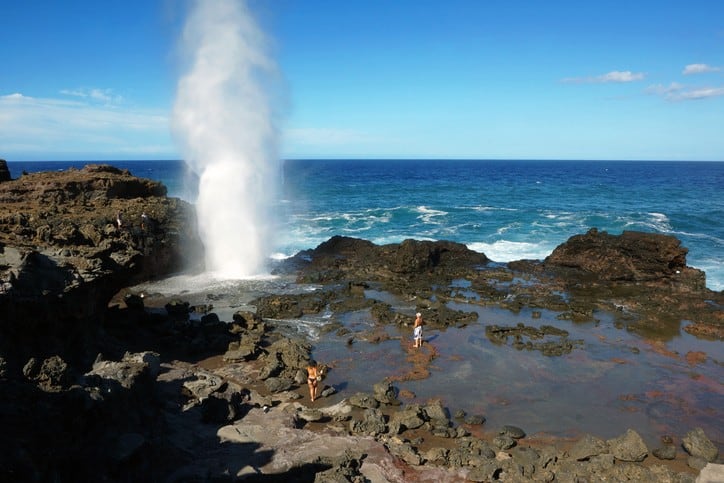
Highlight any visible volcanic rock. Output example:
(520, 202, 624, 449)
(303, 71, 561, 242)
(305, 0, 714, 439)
(607, 428, 648, 462)
(0, 159, 10, 182)
(279, 235, 490, 283)
(545, 228, 694, 284)
(682, 427, 718, 462)
(0, 164, 202, 371)
(569, 433, 609, 461)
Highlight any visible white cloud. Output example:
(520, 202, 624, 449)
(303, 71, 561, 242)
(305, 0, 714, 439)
(676, 86, 724, 100)
(563, 70, 646, 84)
(645, 82, 724, 101)
(682, 63, 721, 75)
(645, 82, 685, 96)
(0, 91, 174, 159)
(60, 87, 125, 105)
(598, 71, 646, 83)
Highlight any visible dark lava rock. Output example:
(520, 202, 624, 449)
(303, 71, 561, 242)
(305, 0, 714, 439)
(0, 159, 10, 182)
(0, 164, 202, 370)
(499, 424, 526, 439)
(545, 228, 692, 284)
(652, 444, 677, 460)
(493, 434, 516, 450)
(569, 434, 609, 461)
(607, 429, 648, 462)
(278, 235, 489, 284)
(464, 414, 486, 425)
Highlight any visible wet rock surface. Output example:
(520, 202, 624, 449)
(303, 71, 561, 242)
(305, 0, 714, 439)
(1, 166, 722, 481)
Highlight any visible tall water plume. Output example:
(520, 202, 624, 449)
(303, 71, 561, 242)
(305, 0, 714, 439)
(172, 0, 280, 277)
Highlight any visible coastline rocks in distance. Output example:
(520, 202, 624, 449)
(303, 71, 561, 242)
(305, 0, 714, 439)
(0, 159, 10, 182)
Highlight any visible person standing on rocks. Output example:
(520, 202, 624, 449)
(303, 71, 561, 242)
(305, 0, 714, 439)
(306, 360, 321, 402)
(116, 211, 123, 230)
(413, 312, 424, 348)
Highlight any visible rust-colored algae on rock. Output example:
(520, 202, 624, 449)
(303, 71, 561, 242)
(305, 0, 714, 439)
(685, 351, 708, 365)
(386, 341, 440, 382)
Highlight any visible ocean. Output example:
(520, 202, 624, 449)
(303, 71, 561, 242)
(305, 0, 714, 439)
(8, 159, 723, 291)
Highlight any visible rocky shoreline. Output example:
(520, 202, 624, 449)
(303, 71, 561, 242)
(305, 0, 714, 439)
(0, 161, 722, 482)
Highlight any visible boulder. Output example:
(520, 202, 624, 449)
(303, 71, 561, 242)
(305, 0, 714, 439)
(499, 425, 526, 439)
(682, 427, 718, 462)
(388, 407, 425, 434)
(423, 400, 450, 421)
(349, 408, 386, 436)
(464, 414, 486, 425)
(264, 377, 294, 393)
(181, 370, 225, 401)
(607, 429, 648, 462)
(652, 444, 677, 460)
(373, 380, 400, 405)
(569, 434, 609, 461)
(23, 355, 72, 391)
(86, 352, 159, 391)
(493, 435, 516, 450)
(348, 392, 379, 409)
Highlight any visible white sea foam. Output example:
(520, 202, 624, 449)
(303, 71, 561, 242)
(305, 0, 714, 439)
(622, 212, 673, 233)
(472, 206, 518, 212)
(496, 223, 521, 235)
(543, 211, 576, 221)
(416, 205, 447, 224)
(468, 240, 553, 262)
(646, 212, 673, 231)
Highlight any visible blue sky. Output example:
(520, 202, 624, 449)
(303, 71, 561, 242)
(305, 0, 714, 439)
(1, 0, 723, 161)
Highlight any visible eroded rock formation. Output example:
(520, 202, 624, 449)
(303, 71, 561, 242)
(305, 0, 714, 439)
(0, 164, 203, 370)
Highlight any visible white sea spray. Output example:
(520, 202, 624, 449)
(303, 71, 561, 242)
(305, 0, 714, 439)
(172, 0, 282, 277)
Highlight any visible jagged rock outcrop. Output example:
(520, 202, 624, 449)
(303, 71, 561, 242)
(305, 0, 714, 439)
(0, 164, 203, 370)
(542, 228, 721, 337)
(544, 228, 703, 287)
(279, 235, 490, 284)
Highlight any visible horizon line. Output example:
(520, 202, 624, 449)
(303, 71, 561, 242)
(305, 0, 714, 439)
(5, 157, 724, 163)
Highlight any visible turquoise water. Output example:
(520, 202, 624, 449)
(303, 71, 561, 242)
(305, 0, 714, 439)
(7, 159, 723, 291)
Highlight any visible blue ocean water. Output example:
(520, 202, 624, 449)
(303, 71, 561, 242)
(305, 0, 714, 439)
(7, 159, 724, 291)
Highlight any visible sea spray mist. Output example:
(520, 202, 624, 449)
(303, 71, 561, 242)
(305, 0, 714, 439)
(173, 0, 282, 277)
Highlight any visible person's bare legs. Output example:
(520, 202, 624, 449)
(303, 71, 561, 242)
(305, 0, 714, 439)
(308, 382, 315, 401)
